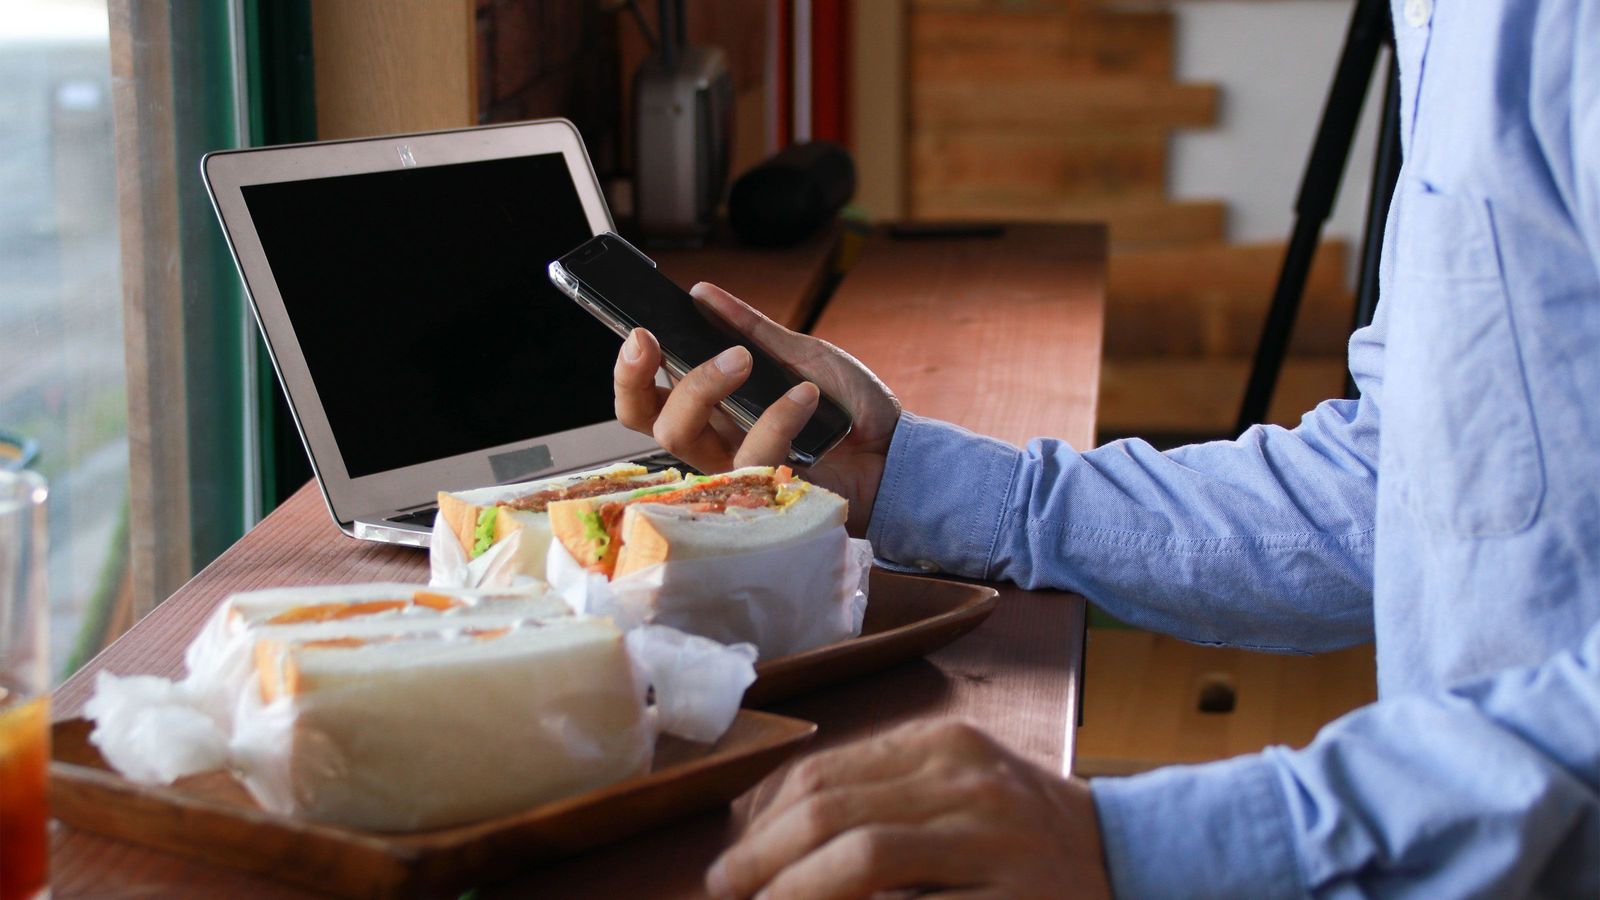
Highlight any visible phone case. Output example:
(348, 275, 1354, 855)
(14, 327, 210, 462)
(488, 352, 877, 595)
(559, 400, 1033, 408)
(547, 245, 779, 454)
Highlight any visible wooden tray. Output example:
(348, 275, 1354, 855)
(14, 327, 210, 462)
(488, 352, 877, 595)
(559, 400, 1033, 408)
(50, 710, 815, 899)
(746, 569, 999, 707)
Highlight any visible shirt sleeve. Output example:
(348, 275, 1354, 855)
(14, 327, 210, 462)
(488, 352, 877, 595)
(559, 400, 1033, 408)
(867, 300, 1388, 653)
(1092, 613, 1600, 898)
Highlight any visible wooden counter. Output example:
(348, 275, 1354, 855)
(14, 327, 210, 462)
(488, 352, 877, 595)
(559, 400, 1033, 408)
(50, 222, 1104, 898)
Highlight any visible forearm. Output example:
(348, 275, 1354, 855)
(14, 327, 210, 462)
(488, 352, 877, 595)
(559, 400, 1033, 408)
(868, 406, 1377, 652)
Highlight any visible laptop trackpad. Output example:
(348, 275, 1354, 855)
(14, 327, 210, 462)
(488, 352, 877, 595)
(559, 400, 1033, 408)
(490, 444, 554, 483)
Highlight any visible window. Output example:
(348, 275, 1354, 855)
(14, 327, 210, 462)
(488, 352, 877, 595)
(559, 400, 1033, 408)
(0, 0, 127, 681)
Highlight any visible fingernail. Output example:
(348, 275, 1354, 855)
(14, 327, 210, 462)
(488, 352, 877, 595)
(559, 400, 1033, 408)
(786, 382, 819, 405)
(622, 331, 642, 363)
(705, 858, 733, 899)
(715, 346, 751, 374)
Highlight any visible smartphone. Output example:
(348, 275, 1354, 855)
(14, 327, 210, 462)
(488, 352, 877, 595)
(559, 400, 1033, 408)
(549, 232, 853, 465)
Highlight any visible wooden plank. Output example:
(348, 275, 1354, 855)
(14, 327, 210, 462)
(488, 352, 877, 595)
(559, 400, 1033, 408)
(911, 130, 1167, 201)
(812, 224, 1105, 451)
(1106, 240, 1352, 358)
(851, 0, 909, 220)
(108, 0, 193, 619)
(911, 9, 1173, 80)
(1097, 356, 1350, 435)
(1075, 629, 1377, 777)
(312, 0, 476, 139)
(913, 77, 1219, 130)
(911, 194, 1228, 248)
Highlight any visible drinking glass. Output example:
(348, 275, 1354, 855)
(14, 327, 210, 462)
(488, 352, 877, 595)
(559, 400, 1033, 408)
(0, 469, 49, 900)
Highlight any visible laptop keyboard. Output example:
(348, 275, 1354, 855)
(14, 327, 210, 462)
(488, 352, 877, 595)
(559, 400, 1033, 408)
(383, 452, 694, 529)
(635, 450, 696, 474)
(385, 506, 439, 527)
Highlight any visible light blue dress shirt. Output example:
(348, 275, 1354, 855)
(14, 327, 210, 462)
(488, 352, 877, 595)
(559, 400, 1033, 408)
(866, 1, 1599, 895)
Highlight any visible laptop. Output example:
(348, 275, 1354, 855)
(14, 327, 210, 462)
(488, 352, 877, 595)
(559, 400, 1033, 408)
(203, 120, 673, 548)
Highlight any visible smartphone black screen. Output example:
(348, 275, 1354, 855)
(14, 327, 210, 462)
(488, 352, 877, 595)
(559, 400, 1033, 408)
(556, 234, 852, 462)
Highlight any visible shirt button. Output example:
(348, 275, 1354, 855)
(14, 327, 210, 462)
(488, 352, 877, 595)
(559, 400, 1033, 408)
(1403, 0, 1431, 27)
(913, 559, 941, 574)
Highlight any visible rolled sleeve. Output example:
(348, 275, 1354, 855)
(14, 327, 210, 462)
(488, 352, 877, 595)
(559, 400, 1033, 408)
(1093, 753, 1306, 900)
(865, 412, 1022, 578)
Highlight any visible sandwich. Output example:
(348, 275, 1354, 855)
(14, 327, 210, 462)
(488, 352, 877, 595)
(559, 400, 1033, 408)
(546, 466, 848, 579)
(241, 613, 651, 831)
(90, 580, 759, 831)
(183, 583, 572, 725)
(436, 463, 682, 576)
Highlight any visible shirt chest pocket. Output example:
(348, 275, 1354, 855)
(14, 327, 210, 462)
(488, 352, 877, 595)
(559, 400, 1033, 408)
(1385, 179, 1545, 537)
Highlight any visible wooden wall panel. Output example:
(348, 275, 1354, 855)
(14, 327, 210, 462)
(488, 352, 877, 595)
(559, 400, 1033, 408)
(911, 131, 1167, 202)
(1106, 241, 1351, 357)
(851, 0, 909, 219)
(1098, 357, 1350, 435)
(912, 9, 1173, 80)
(911, 194, 1228, 248)
(311, 0, 476, 140)
(913, 78, 1218, 131)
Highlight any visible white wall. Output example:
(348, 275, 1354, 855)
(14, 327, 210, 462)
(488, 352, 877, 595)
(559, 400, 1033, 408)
(1169, 0, 1386, 264)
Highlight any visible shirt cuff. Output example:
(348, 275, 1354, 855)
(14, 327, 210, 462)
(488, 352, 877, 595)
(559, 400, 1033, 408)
(865, 412, 1021, 579)
(1092, 752, 1306, 900)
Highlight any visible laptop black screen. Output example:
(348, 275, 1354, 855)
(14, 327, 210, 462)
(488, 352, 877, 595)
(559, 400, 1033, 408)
(241, 153, 617, 478)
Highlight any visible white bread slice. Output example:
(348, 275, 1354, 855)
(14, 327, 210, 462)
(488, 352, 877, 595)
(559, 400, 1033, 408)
(248, 608, 568, 704)
(247, 616, 651, 831)
(223, 583, 570, 631)
(436, 463, 681, 575)
(186, 584, 571, 723)
(613, 470, 847, 577)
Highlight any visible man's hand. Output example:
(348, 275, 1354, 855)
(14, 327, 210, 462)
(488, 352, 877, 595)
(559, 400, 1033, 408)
(612, 281, 901, 535)
(706, 720, 1113, 900)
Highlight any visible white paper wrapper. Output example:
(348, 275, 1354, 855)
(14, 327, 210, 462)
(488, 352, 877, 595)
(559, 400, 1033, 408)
(222, 621, 655, 832)
(83, 673, 230, 784)
(548, 525, 873, 659)
(626, 626, 757, 743)
(428, 510, 534, 590)
(85, 585, 758, 831)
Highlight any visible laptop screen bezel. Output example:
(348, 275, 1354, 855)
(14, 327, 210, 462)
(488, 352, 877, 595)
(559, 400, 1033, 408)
(203, 120, 659, 527)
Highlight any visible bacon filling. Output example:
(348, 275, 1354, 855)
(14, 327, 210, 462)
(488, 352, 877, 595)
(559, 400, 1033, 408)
(592, 474, 782, 554)
(497, 472, 678, 513)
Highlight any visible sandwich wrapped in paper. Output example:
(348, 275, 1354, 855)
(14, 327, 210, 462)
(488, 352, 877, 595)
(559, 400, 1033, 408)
(545, 466, 872, 659)
(85, 582, 756, 832)
(432, 463, 682, 586)
(182, 583, 572, 728)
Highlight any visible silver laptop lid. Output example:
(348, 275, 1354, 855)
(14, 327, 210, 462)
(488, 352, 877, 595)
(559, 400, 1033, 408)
(203, 120, 658, 532)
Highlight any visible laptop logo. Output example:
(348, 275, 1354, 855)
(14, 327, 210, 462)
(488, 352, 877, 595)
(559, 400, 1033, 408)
(396, 144, 417, 168)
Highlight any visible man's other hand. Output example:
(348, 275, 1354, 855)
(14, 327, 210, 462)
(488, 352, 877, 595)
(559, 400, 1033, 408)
(612, 281, 901, 535)
(706, 719, 1112, 900)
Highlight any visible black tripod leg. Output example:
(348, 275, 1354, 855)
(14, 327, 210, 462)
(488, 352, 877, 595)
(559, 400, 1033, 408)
(1345, 50, 1403, 399)
(1235, 0, 1390, 434)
